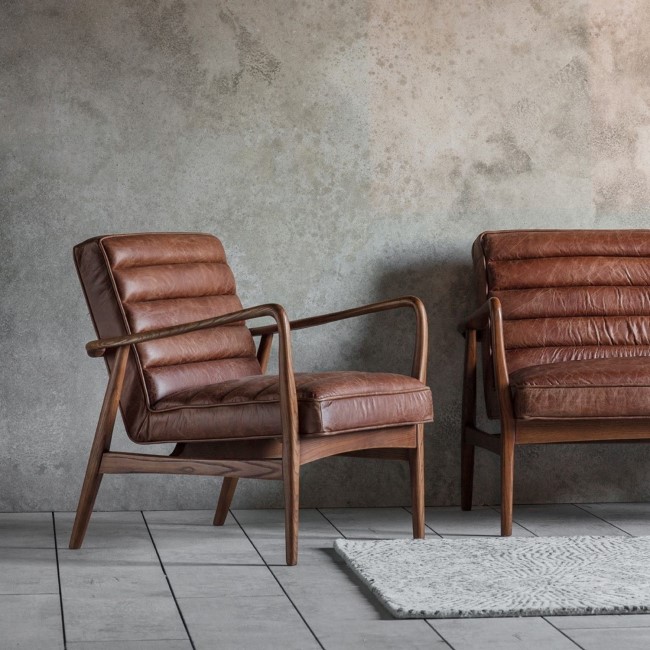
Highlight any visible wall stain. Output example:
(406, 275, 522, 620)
(219, 8, 280, 91)
(131, 0, 203, 107)
(131, 0, 280, 108)
(473, 131, 532, 179)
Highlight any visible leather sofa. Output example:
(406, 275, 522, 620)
(460, 229, 650, 535)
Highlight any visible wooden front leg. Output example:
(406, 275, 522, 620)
(69, 345, 130, 549)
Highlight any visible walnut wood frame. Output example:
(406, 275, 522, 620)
(459, 296, 650, 536)
(71, 297, 429, 565)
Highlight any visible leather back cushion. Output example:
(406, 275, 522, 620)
(74, 233, 261, 439)
(474, 230, 650, 375)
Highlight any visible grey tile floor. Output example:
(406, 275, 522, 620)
(1, 503, 649, 649)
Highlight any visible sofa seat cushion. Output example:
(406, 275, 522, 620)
(138, 371, 433, 443)
(510, 357, 650, 419)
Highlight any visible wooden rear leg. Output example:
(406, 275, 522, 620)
(460, 328, 477, 512)
(409, 425, 425, 538)
(213, 477, 238, 526)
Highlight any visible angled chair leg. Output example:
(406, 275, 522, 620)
(70, 346, 130, 549)
(500, 430, 515, 537)
(213, 477, 238, 526)
(409, 425, 425, 538)
(69, 467, 104, 550)
(460, 436, 475, 511)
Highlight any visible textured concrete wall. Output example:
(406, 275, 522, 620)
(2, 0, 650, 511)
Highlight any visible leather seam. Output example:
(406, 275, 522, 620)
(122, 293, 239, 305)
(151, 387, 431, 413)
(505, 343, 650, 351)
(115, 260, 230, 271)
(485, 250, 650, 262)
(143, 353, 258, 371)
(515, 384, 650, 390)
(133, 418, 434, 444)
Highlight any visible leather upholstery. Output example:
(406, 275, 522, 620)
(473, 230, 650, 420)
(148, 371, 433, 442)
(75, 233, 433, 443)
(511, 358, 650, 419)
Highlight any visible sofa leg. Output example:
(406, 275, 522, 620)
(460, 436, 475, 511)
(460, 327, 477, 512)
(213, 477, 238, 526)
(409, 425, 425, 538)
(500, 433, 515, 537)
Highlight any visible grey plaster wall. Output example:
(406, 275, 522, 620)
(2, 0, 650, 511)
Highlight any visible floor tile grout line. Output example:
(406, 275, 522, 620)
(572, 503, 634, 537)
(141, 511, 196, 650)
(229, 509, 326, 650)
(0, 591, 61, 597)
(316, 508, 347, 539)
(401, 506, 444, 538)
(488, 505, 539, 537)
(51, 512, 68, 650)
(318, 504, 452, 640)
(423, 620, 456, 649)
(542, 616, 588, 649)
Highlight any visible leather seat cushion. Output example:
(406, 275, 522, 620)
(510, 357, 650, 419)
(138, 371, 433, 442)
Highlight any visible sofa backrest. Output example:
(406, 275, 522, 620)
(473, 230, 650, 415)
(74, 233, 261, 439)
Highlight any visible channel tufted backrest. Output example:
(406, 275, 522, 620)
(74, 233, 261, 440)
(473, 230, 650, 416)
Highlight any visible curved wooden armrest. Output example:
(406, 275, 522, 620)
(460, 296, 511, 390)
(458, 298, 494, 335)
(86, 303, 289, 358)
(250, 296, 428, 382)
(459, 296, 512, 423)
(86, 301, 301, 454)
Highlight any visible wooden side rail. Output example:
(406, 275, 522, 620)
(100, 452, 283, 480)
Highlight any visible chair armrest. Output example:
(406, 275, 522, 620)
(458, 299, 493, 334)
(459, 297, 510, 386)
(249, 296, 428, 382)
(86, 301, 301, 450)
(85, 303, 289, 358)
(486, 297, 510, 387)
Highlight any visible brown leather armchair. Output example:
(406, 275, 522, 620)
(460, 230, 650, 536)
(71, 233, 433, 564)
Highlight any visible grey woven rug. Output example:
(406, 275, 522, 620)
(334, 536, 650, 619)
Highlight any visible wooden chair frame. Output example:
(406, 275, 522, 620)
(70, 297, 428, 565)
(460, 296, 650, 536)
